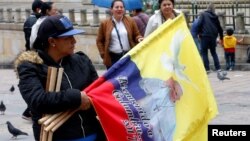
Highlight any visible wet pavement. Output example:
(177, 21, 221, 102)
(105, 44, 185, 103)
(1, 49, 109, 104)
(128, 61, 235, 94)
(0, 69, 249, 140)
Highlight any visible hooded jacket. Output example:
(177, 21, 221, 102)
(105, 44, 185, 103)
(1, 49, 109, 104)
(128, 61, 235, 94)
(197, 10, 223, 40)
(14, 51, 105, 140)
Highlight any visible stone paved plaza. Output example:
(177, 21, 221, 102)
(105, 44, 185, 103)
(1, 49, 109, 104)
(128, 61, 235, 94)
(0, 69, 249, 140)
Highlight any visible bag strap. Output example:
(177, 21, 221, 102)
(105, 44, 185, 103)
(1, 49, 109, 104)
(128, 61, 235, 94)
(112, 20, 124, 52)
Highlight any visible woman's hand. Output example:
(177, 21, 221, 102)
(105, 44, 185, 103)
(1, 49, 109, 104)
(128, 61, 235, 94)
(80, 91, 91, 110)
(138, 37, 144, 42)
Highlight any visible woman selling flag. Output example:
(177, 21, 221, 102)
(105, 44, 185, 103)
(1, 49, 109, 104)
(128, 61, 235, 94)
(15, 15, 106, 141)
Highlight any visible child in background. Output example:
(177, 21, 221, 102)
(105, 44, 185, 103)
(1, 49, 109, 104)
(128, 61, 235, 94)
(223, 28, 244, 71)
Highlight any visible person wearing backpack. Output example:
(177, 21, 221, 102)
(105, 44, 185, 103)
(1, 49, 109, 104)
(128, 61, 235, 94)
(23, 0, 43, 51)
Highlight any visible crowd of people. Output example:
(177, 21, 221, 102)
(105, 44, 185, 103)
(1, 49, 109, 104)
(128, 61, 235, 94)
(16, 0, 243, 140)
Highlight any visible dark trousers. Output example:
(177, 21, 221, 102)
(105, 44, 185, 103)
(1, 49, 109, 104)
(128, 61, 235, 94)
(200, 37, 221, 71)
(225, 52, 235, 70)
(107, 51, 127, 69)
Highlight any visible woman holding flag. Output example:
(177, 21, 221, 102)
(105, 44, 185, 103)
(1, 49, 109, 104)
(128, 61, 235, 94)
(15, 15, 106, 141)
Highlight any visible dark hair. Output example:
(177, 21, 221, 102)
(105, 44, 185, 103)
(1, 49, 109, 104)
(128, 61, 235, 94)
(32, 0, 43, 12)
(111, 0, 125, 8)
(158, 0, 175, 8)
(41, 2, 54, 16)
(226, 28, 234, 36)
(134, 8, 143, 13)
(207, 2, 215, 13)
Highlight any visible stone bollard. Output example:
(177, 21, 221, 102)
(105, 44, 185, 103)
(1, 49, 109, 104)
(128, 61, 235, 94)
(6, 8, 13, 23)
(217, 11, 226, 30)
(68, 9, 77, 25)
(0, 8, 3, 22)
(182, 10, 190, 28)
(79, 9, 89, 26)
(235, 12, 248, 34)
(105, 9, 111, 19)
(91, 9, 100, 27)
(15, 8, 22, 23)
(25, 9, 31, 20)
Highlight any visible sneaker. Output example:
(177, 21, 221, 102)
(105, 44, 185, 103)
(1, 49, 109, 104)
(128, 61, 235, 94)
(206, 70, 212, 74)
(22, 108, 32, 121)
(22, 115, 32, 121)
(229, 68, 233, 71)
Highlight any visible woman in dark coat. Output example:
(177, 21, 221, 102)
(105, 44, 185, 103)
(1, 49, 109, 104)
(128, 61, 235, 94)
(15, 15, 105, 141)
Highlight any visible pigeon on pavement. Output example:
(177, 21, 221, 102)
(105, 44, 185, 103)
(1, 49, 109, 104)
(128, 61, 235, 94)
(217, 71, 230, 82)
(6, 121, 28, 139)
(9, 85, 15, 94)
(0, 100, 6, 115)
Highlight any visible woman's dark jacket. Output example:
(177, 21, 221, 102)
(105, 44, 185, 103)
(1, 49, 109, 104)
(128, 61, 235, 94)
(14, 50, 105, 140)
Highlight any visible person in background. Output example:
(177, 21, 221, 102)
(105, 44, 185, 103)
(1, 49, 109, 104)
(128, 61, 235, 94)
(196, 3, 223, 73)
(96, 0, 143, 69)
(22, 0, 43, 121)
(223, 27, 244, 71)
(144, 0, 180, 37)
(23, 0, 43, 51)
(30, 1, 58, 49)
(15, 15, 106, 141)
(131, 8, 149, 36)
(22, 1, 58, 122)
(191, 16, 201, 55)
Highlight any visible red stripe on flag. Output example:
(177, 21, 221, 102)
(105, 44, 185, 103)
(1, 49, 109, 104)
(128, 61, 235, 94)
(85, 76, 130, 141)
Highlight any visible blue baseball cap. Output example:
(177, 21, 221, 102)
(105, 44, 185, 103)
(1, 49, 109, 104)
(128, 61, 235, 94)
(37, 15, 84, 42)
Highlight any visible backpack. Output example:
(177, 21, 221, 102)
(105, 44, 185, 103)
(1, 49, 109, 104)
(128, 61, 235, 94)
(247, 47, 250, 63)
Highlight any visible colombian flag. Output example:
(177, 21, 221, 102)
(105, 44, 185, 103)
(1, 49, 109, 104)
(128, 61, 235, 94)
(85, 13, 218, 141)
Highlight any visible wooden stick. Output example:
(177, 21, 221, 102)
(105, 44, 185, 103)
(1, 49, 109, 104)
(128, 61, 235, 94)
(55, 68, 64, 92)
(40, 67, 59, 141)
(41, 67, 78, 141)
(45, 67, 52, 91)
(42, 130, 48, 141)
(43, 112, 63, 126)
(40, 68, 64, 126)
(45, 111, 70, 132)
(47, 131, 53, 141)
(48, 67, 58, 92)
(40, 67, 52, 141)
(38, 114, 52, 124)
(51, 109, 78, 132)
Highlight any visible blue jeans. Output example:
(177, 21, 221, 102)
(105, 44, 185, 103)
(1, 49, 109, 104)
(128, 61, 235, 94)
(224, 52, 235, 70)
(200, 37, 221, 71)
